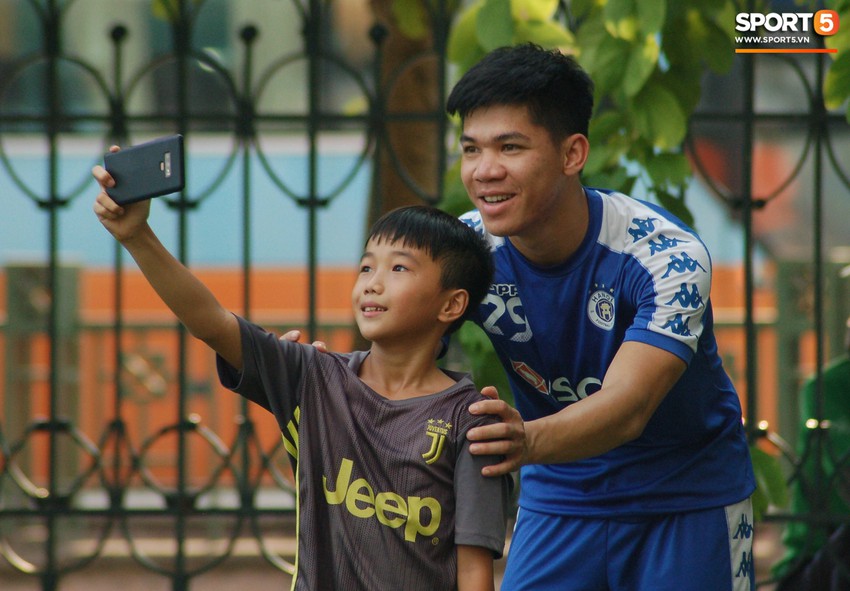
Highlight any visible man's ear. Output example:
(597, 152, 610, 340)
(439, 289, 469, 325)
(562, 133, 589, 176)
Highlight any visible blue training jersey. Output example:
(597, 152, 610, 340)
(460, 188, 755, 517)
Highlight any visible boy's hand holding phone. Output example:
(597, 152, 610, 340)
(93, 135, 185, 242)
(92, 146, 153, 244)
(103, 134, 185, 205)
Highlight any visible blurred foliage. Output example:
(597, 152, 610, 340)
(750, 443, 790, 521)
(440, 0, 850, 222)
(823, 0, 850, 117)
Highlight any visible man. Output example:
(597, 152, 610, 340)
(451, 43, 756, 590)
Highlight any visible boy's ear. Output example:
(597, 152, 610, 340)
(438, 289, 469, 325)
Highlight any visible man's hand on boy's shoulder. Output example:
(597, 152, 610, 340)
(467, 388, 528, 477)
(280, 329, 328, 352)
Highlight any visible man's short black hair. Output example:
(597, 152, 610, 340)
(367, 205, 494, 334)
(446, 43, 594, 143)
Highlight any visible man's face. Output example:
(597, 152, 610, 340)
(459, 103, 571, 240)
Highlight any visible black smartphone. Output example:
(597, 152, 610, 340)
(104, 134, 185, 204)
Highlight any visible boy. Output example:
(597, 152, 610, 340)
(92, 159, 511, 590)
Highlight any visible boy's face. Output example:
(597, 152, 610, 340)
(458, 103, 573, 239)
(352, 238, 455, 345)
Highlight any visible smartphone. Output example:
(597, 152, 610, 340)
(104, 134, 185, 204)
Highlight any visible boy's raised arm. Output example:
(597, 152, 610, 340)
(92, 151, 242, 369)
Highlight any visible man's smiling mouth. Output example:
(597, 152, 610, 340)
(482, 194, 513, 204)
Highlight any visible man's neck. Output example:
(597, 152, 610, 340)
(511, 185, 589, 267)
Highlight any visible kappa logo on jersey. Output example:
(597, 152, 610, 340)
(661, 252, 706, 278)
(648, 234, 690, 255)
(733, 513, 755, 579)
(422, 418, 452, 464)
(627, 216, 659, 242)
(665, 283, 704, 310)
(324, 457, 442, 542)
(587, 284, 615, 330)
(661, 313, 692, 336)
(511, 359, 602, 403)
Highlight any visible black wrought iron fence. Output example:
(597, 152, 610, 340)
(0, 1, 430, 589)
(1, 1, 849, 590)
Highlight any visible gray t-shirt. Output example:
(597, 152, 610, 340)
(217, 316, 511, 590)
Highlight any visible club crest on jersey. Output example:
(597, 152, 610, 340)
(587, 285, 615, 330)
(422, 418, 452, 464)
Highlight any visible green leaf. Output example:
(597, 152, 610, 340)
(824, 50, 850, 110)
(661, 14, 697, 67)
(448, 2, 486, 70)
(511, 0, 560, 21)
(589, 110, 628, 139)
(583, 143, 620, 176)
(392, 0, 430, 40)
(749, 444, 790, 521)
(514, 19, 576, 49)
(477, 0, 514, 51)
(570, 0, 598, 20)
(660, 66, 703, 116)
(824, 8, 850, 53)
(645, 152, 692, 186)
(586, 33, 631, 96)
(623, 35, 660, 97)
(697, 0, 735, 16)
(583, 167, 636, 195)
(631, 83, 687, 149)
(575, 12, 610, 72)
(604, 0, 638, 41)
(152, 0, 181, 21)
(636, 1, 666, 35)
(701, 17, 735, 73)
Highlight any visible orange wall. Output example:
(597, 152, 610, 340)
(0, 264, 789, 485)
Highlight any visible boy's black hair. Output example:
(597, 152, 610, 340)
(366, 205, 494, 334)
(446, 43, 594, 143)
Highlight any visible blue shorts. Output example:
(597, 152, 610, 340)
(501, 498, 754, 591)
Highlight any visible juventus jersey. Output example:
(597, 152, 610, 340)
(460, 188, 755, 517)
(217, 316, 510, 590)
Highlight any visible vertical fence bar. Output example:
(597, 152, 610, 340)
(810, 50, 827, 515)
(44, 1, 61, 588)
(173, 2, 191, 588)
(740, 48, 759, 440)
(305, 0, 321, 341)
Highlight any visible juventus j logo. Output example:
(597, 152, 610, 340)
(422, 418, 452, 464)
